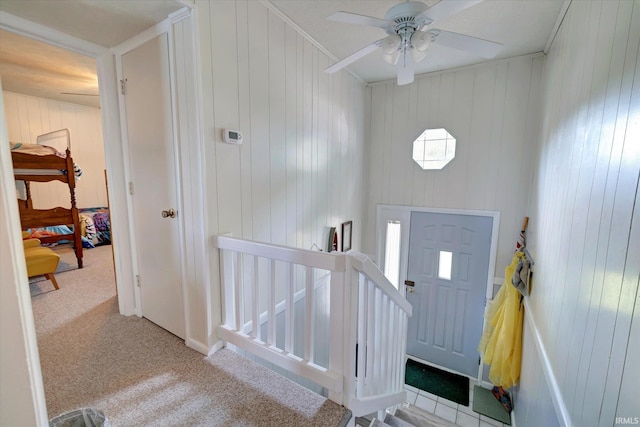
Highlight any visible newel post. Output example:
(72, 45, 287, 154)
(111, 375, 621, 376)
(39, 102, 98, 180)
(328, 253, 347, 405)
(217, 237, 236, 331)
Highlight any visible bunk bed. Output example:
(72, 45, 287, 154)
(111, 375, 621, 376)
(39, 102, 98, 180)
(12, 129, 83, 268)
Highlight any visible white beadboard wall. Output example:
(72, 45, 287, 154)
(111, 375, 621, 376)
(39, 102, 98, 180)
(4, 91, 108, 209)
(363, 54, 544, 273)
(518, 0, 640, 426)
(197, 0, 365, 249)
(196, 0, 366, 343)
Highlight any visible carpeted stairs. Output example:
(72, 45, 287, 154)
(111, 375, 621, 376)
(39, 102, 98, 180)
(361, 404, 460, 427)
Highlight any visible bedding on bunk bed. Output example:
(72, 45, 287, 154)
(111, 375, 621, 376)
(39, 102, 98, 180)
(10, 142, 83, 177)
(23, 207, 111, 249)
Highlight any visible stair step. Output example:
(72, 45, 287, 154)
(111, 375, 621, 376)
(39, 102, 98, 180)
(384, 413, 415, 427)
(394, 404, 459, 427)
(370, 418, 393, 427)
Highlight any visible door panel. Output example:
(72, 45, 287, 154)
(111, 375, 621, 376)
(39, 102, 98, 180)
(407, 212, 492, 377)
(122, 34, 185, 339)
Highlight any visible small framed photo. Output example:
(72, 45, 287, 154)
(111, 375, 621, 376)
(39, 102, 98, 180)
(341, 221, 352, 252)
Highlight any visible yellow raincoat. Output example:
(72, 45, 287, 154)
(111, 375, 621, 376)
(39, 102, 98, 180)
(478, 252, 525, 388)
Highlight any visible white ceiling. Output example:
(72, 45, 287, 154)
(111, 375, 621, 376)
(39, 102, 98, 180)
(270, 0, 565, 83)
(0, 0, 565, 108)
(0, 0, 184, 108)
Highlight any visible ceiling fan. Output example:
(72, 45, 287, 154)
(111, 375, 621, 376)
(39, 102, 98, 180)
(325, 0, 503, 85)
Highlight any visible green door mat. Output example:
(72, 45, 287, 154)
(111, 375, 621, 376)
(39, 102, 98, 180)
(405, 359, 469, 406)
(472, 385, 511, 425)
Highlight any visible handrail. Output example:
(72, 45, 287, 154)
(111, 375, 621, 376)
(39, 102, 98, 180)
(214, 235, 411, 417)
(350, 252, 412, 315)
(214, 235, 344, 271)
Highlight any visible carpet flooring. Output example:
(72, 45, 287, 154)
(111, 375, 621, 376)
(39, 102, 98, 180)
(405, 358, 470, 406)
(31, 245, 348, 426)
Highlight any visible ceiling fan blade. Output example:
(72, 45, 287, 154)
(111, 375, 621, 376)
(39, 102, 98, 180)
(327, 11, 393, 30)
(326, 39, 383, 74)
(420, 0, 483, 22)
(61, 92, 99, 96)
(397, 51, 415, 86)
(428, 29, 502, 58)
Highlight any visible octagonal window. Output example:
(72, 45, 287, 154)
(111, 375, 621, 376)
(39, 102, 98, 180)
(412, 128, 456, 170)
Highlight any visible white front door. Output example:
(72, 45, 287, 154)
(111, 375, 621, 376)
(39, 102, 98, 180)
(406, 212, 492, 377)
(122, 33, 185, 339)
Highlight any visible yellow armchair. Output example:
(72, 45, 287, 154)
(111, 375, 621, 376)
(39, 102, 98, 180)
(23, 237, 60, 290)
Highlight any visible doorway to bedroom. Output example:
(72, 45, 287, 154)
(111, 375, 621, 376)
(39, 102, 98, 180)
(1, 30, 116, 290)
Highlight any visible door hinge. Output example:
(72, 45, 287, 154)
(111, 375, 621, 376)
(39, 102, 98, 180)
(129, 181, 134, 195)
(120, 78, 127, 95)
(136, 274, 141, 288)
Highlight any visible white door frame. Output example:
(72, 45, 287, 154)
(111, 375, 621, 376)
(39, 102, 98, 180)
(376, 204, 500, 380)
(113, 18, 185, 324)
(111, 8, 209, 350)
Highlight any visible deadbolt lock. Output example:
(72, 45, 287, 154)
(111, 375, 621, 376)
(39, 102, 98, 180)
(404, 280, 415, 293)
(161, 208, 176, 218)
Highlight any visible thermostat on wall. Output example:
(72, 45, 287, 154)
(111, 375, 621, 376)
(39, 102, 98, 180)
(223, 129, 243, 144)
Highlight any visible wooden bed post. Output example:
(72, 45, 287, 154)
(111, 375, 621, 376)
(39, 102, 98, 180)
(66, 148, 83, 268)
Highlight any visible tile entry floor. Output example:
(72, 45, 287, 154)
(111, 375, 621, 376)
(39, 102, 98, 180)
(403, 382, 510, 427)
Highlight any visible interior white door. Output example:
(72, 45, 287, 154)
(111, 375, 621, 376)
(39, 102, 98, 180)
(122, 33, 185, 339)
(406, 212, 492, 377)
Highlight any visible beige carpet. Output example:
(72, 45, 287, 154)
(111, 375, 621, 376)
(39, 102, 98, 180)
(31, 245, 348, 426)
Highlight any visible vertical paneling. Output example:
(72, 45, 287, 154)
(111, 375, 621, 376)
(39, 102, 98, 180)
(211, 0, 242, 239)
(362, 54, 544, 271)
(199, 0, 366, 251)
(4, 91, 107, 209)
(268, 11, 287, 246)
(518, 1, 640, 426)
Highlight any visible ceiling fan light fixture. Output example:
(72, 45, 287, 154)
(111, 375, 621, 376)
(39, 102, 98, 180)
(381, 34, 401, 55)
(411, 30, 431, 52)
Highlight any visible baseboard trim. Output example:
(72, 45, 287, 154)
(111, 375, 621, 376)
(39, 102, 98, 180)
(523, 296, 572, 427)
(186, 338, 209, 355)
(207, 340, 224, 356)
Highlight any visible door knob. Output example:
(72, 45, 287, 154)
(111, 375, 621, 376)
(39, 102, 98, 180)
(161, 208, 176, 218)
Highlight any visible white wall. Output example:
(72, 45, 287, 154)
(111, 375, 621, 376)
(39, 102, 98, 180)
(518, 0, 640, 425)
(363, 54, 544, 274)
(0, 89, 48, 427)
(196, 0, 366, 343)
(4, 91, 107, 209)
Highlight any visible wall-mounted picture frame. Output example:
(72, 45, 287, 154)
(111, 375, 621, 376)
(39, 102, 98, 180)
(341, 221, 352, 252)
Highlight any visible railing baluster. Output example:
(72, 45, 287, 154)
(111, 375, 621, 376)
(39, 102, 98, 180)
(304, 266, 314, 363)
(366, 281, 376, 395)
(268, 259, 276, 346)
(252, 255, 259, 340)
(219, 248, 234, 329)
(329, 268, 345, 404)
(381, 294, 390, 394)
(285, 263, 294, 353)
(234, 252, 243, 334)
(356, 272, 367, 398)
(392, 304, 401, 392)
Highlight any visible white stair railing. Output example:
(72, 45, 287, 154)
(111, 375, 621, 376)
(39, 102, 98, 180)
(214, 235, 412, 416)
